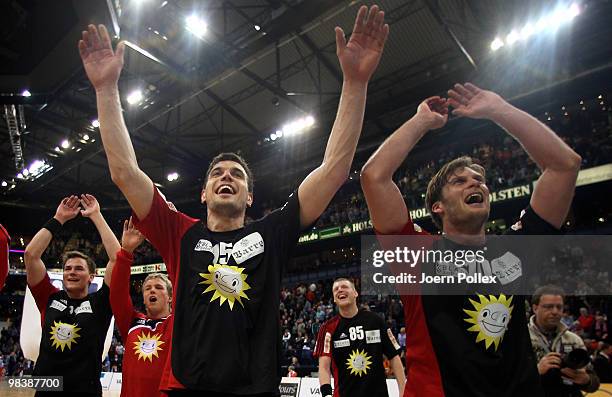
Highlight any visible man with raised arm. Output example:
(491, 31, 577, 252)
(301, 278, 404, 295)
(79, 5, 389, 395)
(360, 85, 581, 397)
(111, 218, 173, 397)
(24, 194, 120, 396)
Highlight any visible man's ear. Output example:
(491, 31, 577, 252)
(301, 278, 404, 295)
(201, 189, 206, 204)
(432, 201, 444, 216)
(247, 192, 253, 207)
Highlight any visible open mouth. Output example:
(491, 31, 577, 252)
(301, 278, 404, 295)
(148, 296, 158, 303)
(465, 192, 484, 206)
(336, 293, 348, 300)
(216, 184, 235, 195)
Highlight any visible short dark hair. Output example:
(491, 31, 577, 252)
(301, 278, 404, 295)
(425, 156, 486, 230)
(532, 285, 566, 305)
(204, 152, 254, 192)
(62, 251, 96, 274)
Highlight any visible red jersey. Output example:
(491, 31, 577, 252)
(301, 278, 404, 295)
(110, 249, 172, 397)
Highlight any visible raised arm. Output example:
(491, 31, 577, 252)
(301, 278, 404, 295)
(79, 25, 154, 220)
(448, 83, 581, 228)
(111, 218, 145, 337)
(361, 97, 448, 233)
(79, 194, 121, 286)
(298, 5, 389, 228)
(24, 196, 80, 286)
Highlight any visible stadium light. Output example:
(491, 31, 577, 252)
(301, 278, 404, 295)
(21, 89, 32, 97)
(126, 89, 143, 105)
(61, 139, 71, 149)
(1, 181, 7, 187)
(167, 172, 179, 182)
(91, 119, 100, 128)
(281, 115, 316, 137)
(186, 14, 207, 39)
(490, 3, 580, 52)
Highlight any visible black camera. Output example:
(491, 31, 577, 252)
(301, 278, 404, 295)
(560, 348, 590, 370)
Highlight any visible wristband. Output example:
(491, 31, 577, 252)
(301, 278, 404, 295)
(320, 384, 332, 397)
(42, 218, 62, 236)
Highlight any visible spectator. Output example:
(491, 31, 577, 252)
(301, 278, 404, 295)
(593, 343, 612, 383)
(529, 286, 600, 397)
(578, 307, 595, 338)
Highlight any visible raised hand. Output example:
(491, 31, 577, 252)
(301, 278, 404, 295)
(54, 196, 81, 224)
(416, 96, 448, 130)
(447, 83, 508, 120)
(121, 217, 145, 253)
(78, 24, 125, 92)
(79, 194, 100, 218)
(336, 5, 389, 83)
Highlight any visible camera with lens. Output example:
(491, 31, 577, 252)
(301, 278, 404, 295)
(560, 348, 589, 370)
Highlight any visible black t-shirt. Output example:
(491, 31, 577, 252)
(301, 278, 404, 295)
(388, 206, 559, 397)
(30, 275, 112, 394)
(314, 310, 400, 397)
(133, 188, 303, 394)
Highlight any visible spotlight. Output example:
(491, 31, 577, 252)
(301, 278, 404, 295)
(275, 130, 283, 138)
(1, 181, 6, 187)
(598, 217, 605, 223)
(254, 25, 261, 31)
(91, 119, 100, 128)
(127, 90, 143, 105)
(167, 172, 179, 182)
(506, 30, 519, 46)
(61, 140, 71, 149)
(186, 14, 207, 39)
(490, 38, 504, 51)
(21, 90, 32, 97)
(54, 146, 61, 152)
(22, 169, 29, 176)
(83, 134, 90, 141)
(270, 133, 277, 141)
(520, 24, 535, 40)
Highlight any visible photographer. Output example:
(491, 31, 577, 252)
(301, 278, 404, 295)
(529, 286, 600, 397)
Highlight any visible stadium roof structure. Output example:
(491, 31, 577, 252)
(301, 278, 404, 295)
(1, 0, 611, 209)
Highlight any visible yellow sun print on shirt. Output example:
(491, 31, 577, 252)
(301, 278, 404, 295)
(50, 321, 81, 352)
(199, 264, 251, 310)
(346, 349, 373, 376)
(464, 294, 513, 351)
(133, 332, 164, 362)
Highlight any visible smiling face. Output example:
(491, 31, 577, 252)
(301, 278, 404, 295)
(433, 167, 490, 232)
(213, 266, 244, 294)
(332, 279, 358, 310)
(63, 257, 93, 297)
(201, 160, 253, 218)
(477, 302, 511, 337)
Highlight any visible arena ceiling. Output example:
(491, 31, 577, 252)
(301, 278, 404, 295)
(1, 0, 611, 209)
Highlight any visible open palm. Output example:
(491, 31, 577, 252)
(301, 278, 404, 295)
(336, 5, 389, 83)
(78, 24, 125, 90)
(447, 83, 506, 119)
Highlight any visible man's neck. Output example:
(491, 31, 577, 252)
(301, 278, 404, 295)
(442, 221, 486, 245)
(206, 210, 245, 232)
(147, 309, 170, 320)
(66, 288, 88, 299)
(536, 320, 558, 336)
(339, 304, 359, 318)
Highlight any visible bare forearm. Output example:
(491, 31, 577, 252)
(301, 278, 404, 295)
(95, 88, 141, 181)
(318, 364, 331, 385)
(25, 228, 53, 260)
(491, 103, 581, 172)
(89, 213, 120, 262)
(390, 356, 406, 391)
(361, 115, 429, 181)
(321, 81, 368, 178)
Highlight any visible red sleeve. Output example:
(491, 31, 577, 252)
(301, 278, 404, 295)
(29, 273, 60, 322)
(0, 224, 9, 290)
(313, 321, 332, 358)
(131, 186, 198, 283)
(110, 249, 139, 338)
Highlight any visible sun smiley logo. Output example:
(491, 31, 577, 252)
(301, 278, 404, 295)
(464, 294, 513, 351)
(346, 349, 373, 377)
(199, 264, 251, 310)
(50, 321, 81, 352)
(133, 332, 164, 362)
